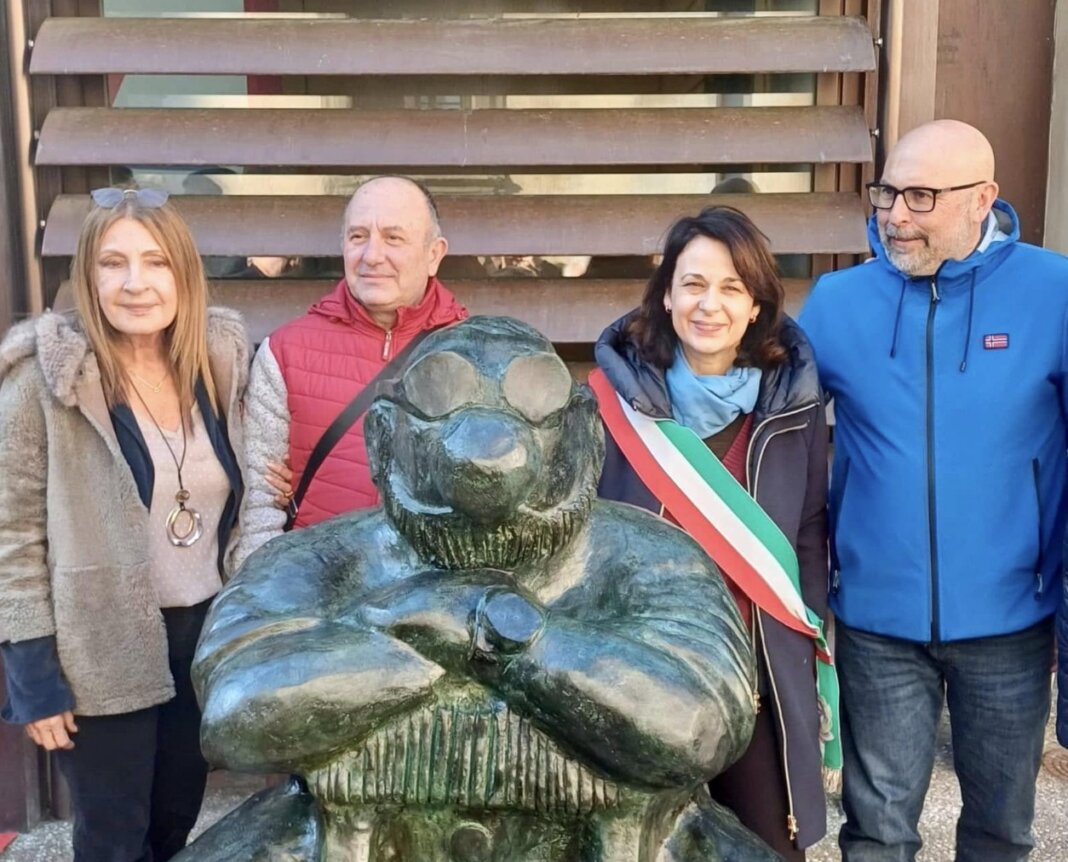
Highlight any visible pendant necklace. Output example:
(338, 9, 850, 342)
(128, 380, 203, 548)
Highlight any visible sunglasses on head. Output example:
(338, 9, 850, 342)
(90, 187, 170, 209)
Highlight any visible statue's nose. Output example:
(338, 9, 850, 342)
(444, 413, 528, 472)
(439, 412, 537, 522)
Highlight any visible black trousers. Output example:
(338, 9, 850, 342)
(56, 600, 211, 862)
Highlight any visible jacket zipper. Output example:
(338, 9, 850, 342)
(749, 419, 814, 499)
(830, 458, 850, 595)
(381, 328, 394, 360)
(749, 612, 761, 715)
(757, 610, 799, 842)
(744, 403, 815, 846)
(744, 402, 818, 493)
(1032, 458, 1044, 596)
(926, 277, 941, 642)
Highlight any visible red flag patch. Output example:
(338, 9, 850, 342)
(983, 333, 1009, 350)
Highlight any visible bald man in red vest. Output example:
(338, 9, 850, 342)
(234, 177, 468, 567)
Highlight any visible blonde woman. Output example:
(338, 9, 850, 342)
(0, 188, 248, 861)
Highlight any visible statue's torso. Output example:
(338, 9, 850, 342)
(305, 680, 687, 862)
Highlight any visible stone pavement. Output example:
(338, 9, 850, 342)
(3, 709, 1066, 861)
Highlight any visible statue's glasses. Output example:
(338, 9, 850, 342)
(397, 350, 573, 425)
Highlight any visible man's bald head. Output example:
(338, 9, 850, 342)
(346, 175, 443, 243)
(887, 120, 996, 189)
(876, 120, 1000, 277)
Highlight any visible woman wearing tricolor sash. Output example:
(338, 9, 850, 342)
(592, 206, 833, 860)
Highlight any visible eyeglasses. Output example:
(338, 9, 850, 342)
(90, 187, 170, 209)
(866, 181, 986, 213)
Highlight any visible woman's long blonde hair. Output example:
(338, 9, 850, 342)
(70, 197, 219, 420)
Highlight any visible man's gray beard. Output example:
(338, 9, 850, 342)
(383, 482, 593, 571)
(880, 226, 935, 276)
(884, 246, 928, 277)
(879, 218, 978, 277)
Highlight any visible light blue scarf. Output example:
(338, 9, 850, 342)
(665, 346, 762, 438)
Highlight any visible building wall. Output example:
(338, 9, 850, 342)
(881, 0, 1055, 245)
(1045, 0, 1068, 253)
(934, 0, 1055, 246)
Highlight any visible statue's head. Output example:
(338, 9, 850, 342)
(365, 316, 604, 569)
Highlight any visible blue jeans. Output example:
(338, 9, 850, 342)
(836, 618, 1052, 862)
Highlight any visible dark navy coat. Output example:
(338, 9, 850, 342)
(594, 312, 830, 849)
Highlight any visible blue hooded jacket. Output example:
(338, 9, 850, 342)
(800, 200, 1068, 644)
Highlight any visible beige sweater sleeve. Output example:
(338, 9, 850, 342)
(232, 337, 290, 570)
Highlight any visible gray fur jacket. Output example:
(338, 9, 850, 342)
(0, 308, 248, 716)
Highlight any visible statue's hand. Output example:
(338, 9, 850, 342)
(470, 588, 546, 664)
(360, 570, 511, 670)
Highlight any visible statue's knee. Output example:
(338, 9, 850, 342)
(173, 777, 322, 861)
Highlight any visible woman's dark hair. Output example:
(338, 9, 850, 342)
(627, 205, 787, 371)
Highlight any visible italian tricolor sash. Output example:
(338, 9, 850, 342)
(590, 368, 841, 777)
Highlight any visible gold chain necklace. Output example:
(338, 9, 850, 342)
(129, 369, 167, 394)
(127, 381, 203, 548)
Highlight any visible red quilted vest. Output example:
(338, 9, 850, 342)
(269, 277, 467, 528)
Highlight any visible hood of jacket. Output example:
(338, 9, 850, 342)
(0, 306, 250, 410)
(307, 276, 467, 335)
(867, 197, 1020, 290)
(594, 311, 820, 423)
(867, 198, 1020, 370)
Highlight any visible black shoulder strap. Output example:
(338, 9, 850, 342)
(284, 330, 431, 530)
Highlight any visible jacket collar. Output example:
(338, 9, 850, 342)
(308, 276, 468, 334)
(867, 198, 1020, 290)
(593, 310, 673, 419)
(0, 311, 88, 407)
(594, 312, 820, 423)
(0, 308, 249, 449)
(202, 306, 250, 417)
(0, 307, 248, 411)
(753, 317, 821, 421)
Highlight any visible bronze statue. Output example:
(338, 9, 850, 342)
(178, 317, 776, 861)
